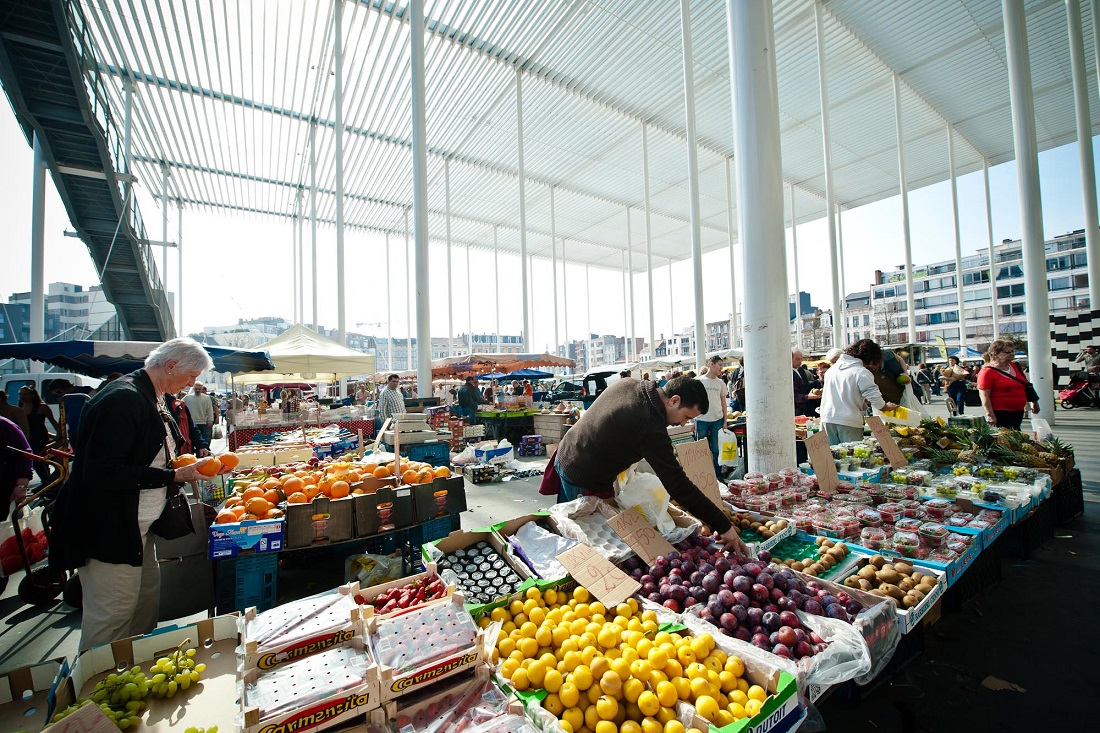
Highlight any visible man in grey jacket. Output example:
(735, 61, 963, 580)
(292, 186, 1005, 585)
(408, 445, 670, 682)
(183, 382, 215, 446)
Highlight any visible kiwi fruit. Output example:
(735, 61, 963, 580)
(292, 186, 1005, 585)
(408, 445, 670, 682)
(893, 562, 913, 576)
(910, 571, 925, 583)
(881, 583, 905, 600)
(791, 561, 806, 572)
(829, 546, 847, 559)
(858, 579, 873, 591)
(908, 588, 925, 602)
(820, 539, 834, 549)
(897, 577, 914, 592)
(844, 576, 860, 588)
(870, 555, 887, 569)
(857, 565, 877, 580)
(902, 594, 921, 608)
(815, 536, 827, 546)
(803, 566, 819, 577)
(876, 568, 901, 584)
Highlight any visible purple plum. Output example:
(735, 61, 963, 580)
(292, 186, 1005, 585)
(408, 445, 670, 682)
(733, 591, 751, 608)
(803, 600, 823, 616)
(771, 643, 792, 659)
(720, 613, 739, 631)
(751, 584, 770, 604)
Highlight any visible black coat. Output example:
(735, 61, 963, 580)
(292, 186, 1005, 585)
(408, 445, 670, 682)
(49, 369, 178, 570)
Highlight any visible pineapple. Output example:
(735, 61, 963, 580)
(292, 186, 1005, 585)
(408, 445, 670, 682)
(1038, 452, 1061, 467)
(1017, 443, 1038, 456)
(1042, 437, 1074, 458)
(909, 436, 928, 447)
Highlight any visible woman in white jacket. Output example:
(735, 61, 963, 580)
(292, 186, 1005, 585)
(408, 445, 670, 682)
(819, 340, 899, 446)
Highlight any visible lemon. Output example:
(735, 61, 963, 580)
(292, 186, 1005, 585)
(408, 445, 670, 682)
(511, 667, 530, 691)
(501, 658, 520, 680)
(560, 682, 581, 708)
(591, 657, 611, 680)
(518, 637, 539, 659)
(610, 658, 631, 681)
(664, 660, 683, 680)
(572, 665, 594, 691)
(581, 646, 600, 666)
(709, 648, 727, 667)
(671, 677, 692, 701)
(595, 722, 617, 733)
(562, 707, 584, 731)
(655, 681, 677, 708)
(655, 706, 677, 725)
(574, 587, 591, 603)
(637, 690, 660, 718)
(715, 710, 734, 727)
(502, 621, 517, 634)
(527, 660, 547, 687)
(718, 671, 738, 693)
(689, 676, 710, 699)
(596, 695, 619, 721)
(647, 648, 668, 670)
(585, 620, 601, 636)
(562, 637, 580, 654)
(725, 656, 745, 677)
(737, 678, 749, 694)
(622, 677, 645, 704)
(535, 626, 553, 648)
(641, 718, 662, 733)
(544, 588, 559, 605)
(703, 654, 724, 674)
(544, 693, 564, 717)
(570, 619, 588, 636)
(545, 668, 564, 694)
(728, 702, 748, 720)
(599, 670, 622, 695)
(559, 722, 574, 733)
(630, 659, 652, 683)
(509, 599, 525, 616)
(523, 598, 538, 615)
(694, 695, 719, 722)
(676, 645, 696, 667)
(663, 721, 685, 733)
(597, 625, 621, 649)
(706, 670, 721, 689)
(498, 637, 517, 657)
(530, 606, 547, 626)
(563, 651, 582, 672)
(552, 626, 570, 648)
(585, 705, 602, 731)
(747, 685, 767, 703)
(526, 586, 542, 601)
(588, 684, 603, 705)
(491, 607, 510, 623)
(620, 647, 639, 665)
(514, 612, 529, 627)
(654, 632, 672, 646)
(621, 721, 642, 733)
(729, 689, 748, 706)
(604, 647, 621, 661)
(636, 639, 655, 658)
(745, 698, 762, 717)
(649, 669, 669, 687)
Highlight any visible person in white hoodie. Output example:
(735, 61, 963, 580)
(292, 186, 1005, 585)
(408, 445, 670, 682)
(818, 340, 898, 446)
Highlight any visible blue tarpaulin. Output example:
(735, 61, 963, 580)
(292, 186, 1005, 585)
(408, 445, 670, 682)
(0, 340, 275, 377)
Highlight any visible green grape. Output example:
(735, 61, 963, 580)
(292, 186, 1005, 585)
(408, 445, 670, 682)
(194, 663, 206, 674)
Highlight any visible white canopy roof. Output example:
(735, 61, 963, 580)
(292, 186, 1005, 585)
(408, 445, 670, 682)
(73, 0, 1096, 272)
(246, 323, 376, 378)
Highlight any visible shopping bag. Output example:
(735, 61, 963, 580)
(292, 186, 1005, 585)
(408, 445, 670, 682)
(0, 505, 47, 575)
(1030, 417, 1052, 443)
(897, 383, 926, 417)
(718, 429, 738, 467)
(212, 424, 224, 440)
(613, 464, 676, 535)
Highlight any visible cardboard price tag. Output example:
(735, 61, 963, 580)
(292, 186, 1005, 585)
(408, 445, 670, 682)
(674, 440, 723, 510)
(556, 543, 640, 608)
(865, 416, 908, 468)
(804, 431, 839, 492)
(607, 508, 675, 565)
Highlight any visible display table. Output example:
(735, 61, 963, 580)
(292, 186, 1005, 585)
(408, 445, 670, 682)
(229, 418, 376, 451)
(474, 410, 540, 441)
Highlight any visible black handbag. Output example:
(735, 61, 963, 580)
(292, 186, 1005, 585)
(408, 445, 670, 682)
(150, 490, 195, 540)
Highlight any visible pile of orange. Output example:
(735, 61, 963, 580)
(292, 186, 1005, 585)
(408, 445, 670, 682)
(219, 459, 385, 523)
(172, 451, 239, 477)
(397, 462, 450, 486)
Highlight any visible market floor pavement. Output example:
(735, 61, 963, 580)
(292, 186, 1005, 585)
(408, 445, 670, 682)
(0, 401, 1095, 731)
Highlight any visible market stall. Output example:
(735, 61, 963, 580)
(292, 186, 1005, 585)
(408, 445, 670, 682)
(0, 338, 275, 377)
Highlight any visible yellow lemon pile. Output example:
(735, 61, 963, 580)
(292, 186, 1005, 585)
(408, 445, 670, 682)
(480, 586, 770, 733)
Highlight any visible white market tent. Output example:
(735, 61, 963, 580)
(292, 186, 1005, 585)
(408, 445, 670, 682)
(234, 323, 376, 384)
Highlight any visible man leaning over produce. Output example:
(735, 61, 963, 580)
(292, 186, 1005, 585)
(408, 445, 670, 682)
(550, 376, 750, 557)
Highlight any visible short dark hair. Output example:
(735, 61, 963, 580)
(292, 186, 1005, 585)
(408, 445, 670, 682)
(708, 355, 723, 364)
(845, 339, 884, 367)
(663, 376, 709, 413)
(387, 374, 399, 381)
(465, 376, 477, 383)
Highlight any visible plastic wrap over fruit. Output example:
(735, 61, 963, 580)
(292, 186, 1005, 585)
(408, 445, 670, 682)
(371, 600, 478, 673)
(240, 586, 358, 653)
(243, 645, 372, 718)
(391, 674, 512, 733)
(509, 521, 577, 580)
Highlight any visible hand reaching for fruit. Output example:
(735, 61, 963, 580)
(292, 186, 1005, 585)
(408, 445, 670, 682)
(719, 527, 751, 560)
(174, 456, 230, 483)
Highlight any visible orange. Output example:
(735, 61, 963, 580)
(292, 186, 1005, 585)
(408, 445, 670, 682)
(330, 480, 350, 499)
(218, 452, 240, 470)
(241, 512, 258, 521)
(224, 497, 241, 509)
(263, 507, 285, 519)
(263, 488, 283, 504)
(362, 463, 378, 475)
(346, 471, 362, 483)
(282, 476, 304, 494)
(287, 492, 309, 504)
(242, 486, 265, 501)
(434, 466, 451, 479)
(303, 484, 320, 499)
(245, 497, 273, 516)
(294, 469, 309, 477)
(401, 470, 419, 486)
(172, 454, 198, 469)
(373, 465, 390, 478)
(214, 510, 238, 524)
(231, 505, 247, 519)
(261, 478, 281, 490)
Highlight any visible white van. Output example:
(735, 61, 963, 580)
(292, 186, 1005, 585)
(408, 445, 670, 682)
(1, 372, 100, 421)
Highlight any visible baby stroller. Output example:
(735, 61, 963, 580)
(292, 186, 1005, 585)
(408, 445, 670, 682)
(1059, 372, 1100, 409)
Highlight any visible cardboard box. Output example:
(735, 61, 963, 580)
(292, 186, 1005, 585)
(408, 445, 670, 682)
(240, 583, 366, 673)
(367, 664, 490, 730)
(411, 476, 464, 524)
(353, 485, 415, 536)
(353, 564, 455, 620)
(285, 495, 356, 548)
(208, 517, 284, 559)
(532, 413, 571, 441)
(240, 639, 380, 733)
(422, 529, 535, 607)
(55, 616, 241, 733)
(0, 658, 65, 733)
(236, 451, 277, 468)
(837, 545, 947, 635)
(275, 447, 315, 465)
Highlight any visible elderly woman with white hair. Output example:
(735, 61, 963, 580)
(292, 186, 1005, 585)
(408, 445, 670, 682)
(50, 337, 228, 650)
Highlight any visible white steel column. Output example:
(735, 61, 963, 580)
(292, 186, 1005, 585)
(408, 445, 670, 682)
(669, 258, 675, 339)
(551, 188, 560, 354)
(789, 184, 803, 351)
(643, 124, 656, 357)
(161, 162, 169, 298)
(177, 200, 183, 335)
(984, 160, 1000, 337)
(386, 233, 393, 370)
(466, 246, 473, 355)
(310, 122, 318, 330)
(494, 227, 500, 353)
(297, 193, 304, 323)
(948, 126, 968, 349)
(1003, 0, 1054, 421)
(29, 134, 46, 341)
(405, 210, 412, 369)
(445, 158, 454, 355)
(815, 3, 843, 349)
(334, 0, 347, 345)
(122, 78, 133, 207)
(410, 0, 431, 388)
(585, 263, 591, 369)
(516, 70, 530, 350)
(627, 208, 636, 362)
(726, 158, 739, 349)
(837, 206, 848, 345)
(1069, 0, 1100, 308)
(622, 253, 629, 361)
(728, 0, 795, 472)
(893, 74, 917, 345)
(562, 239, 569, 359)
(681, 0, 706, 374)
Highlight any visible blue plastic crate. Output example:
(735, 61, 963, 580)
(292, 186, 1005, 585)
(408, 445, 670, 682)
(406, 441, 450, 467)
(216, 552, 278, 614)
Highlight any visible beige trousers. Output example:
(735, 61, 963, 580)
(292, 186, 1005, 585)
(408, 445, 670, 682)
(78, 536, 160, 651)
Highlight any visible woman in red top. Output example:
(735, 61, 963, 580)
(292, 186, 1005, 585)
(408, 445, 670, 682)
(977, 339, 1038, 430)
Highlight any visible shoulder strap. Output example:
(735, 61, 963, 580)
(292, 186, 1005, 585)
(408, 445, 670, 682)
(991, 364, 1030, 386)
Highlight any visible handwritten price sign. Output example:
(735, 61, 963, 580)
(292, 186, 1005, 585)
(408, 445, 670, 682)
(608, 508, 675, 564)
(556, 544, 640, 608)
(865, 416, 908, 468)
(804, 431, 840, 492)
(674, 440, 723, 510)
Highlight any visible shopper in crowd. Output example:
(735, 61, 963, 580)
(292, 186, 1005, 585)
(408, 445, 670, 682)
(791, 350, 818, 417)
(730, 364, 746, 411)
(917, 363, 938, 400)
(0, 389, 31, 444)
(694, 356, 729, 478)
(484, 383, 495, 404)
(871, 349, 906, 406)
(523, 380, 534, 398)
(824, 347, 843, 365)
(456, 376, 486, 422)
(165, 389, 208, 457)
(354, 383, 368, 405)
(19, 386, 59, 486)
(226, 392, 243, 433)
(942, 356, 970, 414)
(49, 338, 227, 651)
(209, 389, 221, 427)
(815, 362, 830, 384)
(0, 415, 33, 518)
(818, 339, 897, 446)
(1074, 344, 1100, 374)
(378, 374, 407, 421)
(548, 376, 749, 557)
(183, 382, 215, 446)
(978, 338, 1038, 430)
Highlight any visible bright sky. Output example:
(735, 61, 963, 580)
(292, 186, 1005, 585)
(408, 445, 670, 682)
(0, 102, 1095, 351)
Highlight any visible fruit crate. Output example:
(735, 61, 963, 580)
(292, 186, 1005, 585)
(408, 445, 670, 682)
(404, 441, 450, 467)
(996, 496, 1056, 559)
(1054, 468, 1084, 525)
(407, 516, 455, 546)
(285, 495, 356, 549)
(942, 543, 1001, 612)
(216, 552, 279, 614)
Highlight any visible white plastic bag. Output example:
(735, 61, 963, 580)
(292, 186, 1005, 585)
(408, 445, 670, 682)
(451, 444, 477, 466)
(1030, 417, 1052, 443)
(614, 464, 676, 535)
(511, 521, 577, 579)
(898, 383, 926, 417)
(718, 429, 738, 467)
(872, 403, 921, 427)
